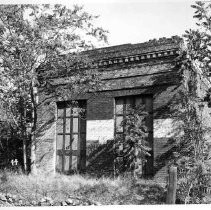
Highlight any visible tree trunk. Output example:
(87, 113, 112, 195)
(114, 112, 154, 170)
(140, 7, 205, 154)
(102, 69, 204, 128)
(20, 97, 28, 173)
(30, 134, 37, 175)
(30, 85, 38, 175)
(23, 135, 27, 172)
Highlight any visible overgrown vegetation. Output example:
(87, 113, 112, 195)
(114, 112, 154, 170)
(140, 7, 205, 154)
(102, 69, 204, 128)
(169, 1, 211, 204)
(172, 65, 210, 204)
(0, 4, 107, 174)
(0, 170, 165, 205)
(1, 1, 211, 205)
(114, 105, 151, 178)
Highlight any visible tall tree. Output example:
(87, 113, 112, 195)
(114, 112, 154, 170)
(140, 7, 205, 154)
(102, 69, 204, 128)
(0, 4, 107, 174)
(172, 1, 211, 203)
(184, 1, 211, 76)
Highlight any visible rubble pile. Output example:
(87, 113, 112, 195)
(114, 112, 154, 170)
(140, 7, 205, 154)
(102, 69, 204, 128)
(0, 193, 101, 206)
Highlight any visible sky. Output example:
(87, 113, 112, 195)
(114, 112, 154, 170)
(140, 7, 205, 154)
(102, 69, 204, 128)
(1, 0, 197, 47)
(78, 0, 197, 46)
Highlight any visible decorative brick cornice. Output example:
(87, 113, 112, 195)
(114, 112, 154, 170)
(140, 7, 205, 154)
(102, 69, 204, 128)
(94, 49, 179, 68)
(82, 35, 182, 69)
(38, 35, 182, 79)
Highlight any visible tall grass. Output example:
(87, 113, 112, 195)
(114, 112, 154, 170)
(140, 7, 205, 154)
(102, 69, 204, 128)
(0, 170, 165, 205)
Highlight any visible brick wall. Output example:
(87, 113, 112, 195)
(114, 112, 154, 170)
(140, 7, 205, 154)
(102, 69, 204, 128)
(35, 38, 184, 180)
(87, 94, 114, 120)
(83, 83, 182, 178)
(36, 83, 182, 179)
(35, 99, 56, 174)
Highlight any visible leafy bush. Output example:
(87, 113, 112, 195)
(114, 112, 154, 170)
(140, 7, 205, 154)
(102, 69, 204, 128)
(172, 40, 211, 203)
(114, 105, 151, 178)
(176, 157, 210, 204)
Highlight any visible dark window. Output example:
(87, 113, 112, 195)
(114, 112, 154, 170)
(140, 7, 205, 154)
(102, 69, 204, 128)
(56, 101, 86, 174)
(114, 95, 153, 176)
(115, 95, 152, 134)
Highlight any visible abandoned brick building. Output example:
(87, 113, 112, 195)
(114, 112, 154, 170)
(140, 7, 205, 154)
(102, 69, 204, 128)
(35, 36, 211, 180)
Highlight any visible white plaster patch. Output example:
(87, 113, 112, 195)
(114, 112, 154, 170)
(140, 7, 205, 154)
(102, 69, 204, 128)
(154, 118, 183, 138)
(87, 119, 114, 144)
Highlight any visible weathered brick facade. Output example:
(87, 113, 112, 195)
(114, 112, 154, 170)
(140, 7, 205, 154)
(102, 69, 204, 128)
(35, 36, 188, 180)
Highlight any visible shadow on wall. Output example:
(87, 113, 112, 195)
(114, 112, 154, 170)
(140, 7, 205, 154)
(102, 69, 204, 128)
(34, 105, 56, 171)
(83, 69, 183, 178)
(86, 140, 115, 177)
(85, 139, 153, 178)
(154, 143, 178, 175)
(34, 59, 184, 177)
(152, 66, 182, 119)
(150, 63, 183, 176)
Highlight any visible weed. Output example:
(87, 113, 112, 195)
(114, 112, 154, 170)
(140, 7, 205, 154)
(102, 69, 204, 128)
(0, 170, 165, 205)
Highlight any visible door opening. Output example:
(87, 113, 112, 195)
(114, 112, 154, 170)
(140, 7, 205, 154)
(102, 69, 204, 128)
(56, 101, 86, 174)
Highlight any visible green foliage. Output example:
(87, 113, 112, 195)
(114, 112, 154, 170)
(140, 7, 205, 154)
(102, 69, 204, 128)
(0, 4, 107, 126)
(183, 1, 211, 75)
(176, 157, 209, 204)
(0, 171, 164, 205)
(0, 4, 107, 172)
(165, 1, 211, 203)
(171, 65, 211, 203)
(115, 105, 151, 178)
(172, 1, 211, 202)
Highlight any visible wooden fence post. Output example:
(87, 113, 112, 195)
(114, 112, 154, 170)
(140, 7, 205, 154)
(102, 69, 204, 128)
(166, 166, 177, 204)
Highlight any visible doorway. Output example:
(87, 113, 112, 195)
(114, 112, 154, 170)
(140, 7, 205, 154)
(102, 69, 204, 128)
(56, 101, 86, 174)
